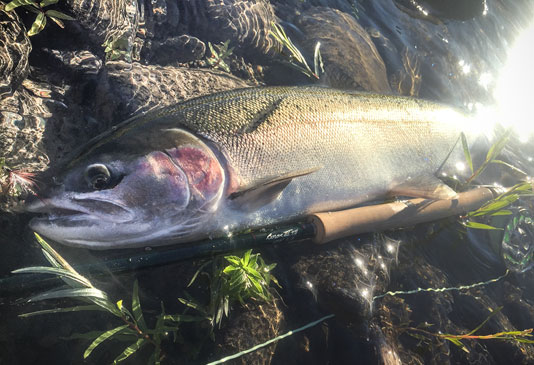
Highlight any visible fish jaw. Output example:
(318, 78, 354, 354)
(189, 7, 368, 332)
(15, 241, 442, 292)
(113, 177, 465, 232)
(26, 192, 141, 247)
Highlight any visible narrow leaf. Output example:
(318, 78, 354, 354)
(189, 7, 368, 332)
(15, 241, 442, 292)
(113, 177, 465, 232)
(20, 305, 106, 318)
(28, 287, 111, 304)
(4, 0, 35, 11)
(84, 324, 129, 359)
(28, 12, 47, 36)
(47, 16, 65, 28)
(445, 337, 469, 353)
(34, 233, 79, 274)
(463, 221, 503, 230)
(132, 280, 148, 331)
(163, 314, 205, 322)
(45, 10, 75, 20)
(40, 0, 59, 6)
(113, 338, 147, 363)
(461, 132, 474, 174)
(12, 266, 92, 288)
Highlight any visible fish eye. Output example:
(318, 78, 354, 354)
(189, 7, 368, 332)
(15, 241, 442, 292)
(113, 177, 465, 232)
(85, 164, 111, 190)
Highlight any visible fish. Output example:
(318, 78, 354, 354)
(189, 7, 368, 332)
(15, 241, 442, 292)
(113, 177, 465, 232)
(26, 86, 476, 249)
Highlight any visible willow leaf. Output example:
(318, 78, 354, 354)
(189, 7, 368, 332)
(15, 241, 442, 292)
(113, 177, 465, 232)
(463, 221, 503, 230)
(28, 287, 109, 303)
(4, 0, 35, 11)
(84, 324, 129, 359)
(461, 132, 474, 174)
(28, 12, 47, 36)
(34, 233, 78, 274)
(113, 338, 147, 363)
(19, 304, 105, 318)
(40, 0, 59, 6)
(163, 314, 205, 322)
(132, 280, 148, 331)
(45, 9, 74, 20)
(12, 266, 92, 288)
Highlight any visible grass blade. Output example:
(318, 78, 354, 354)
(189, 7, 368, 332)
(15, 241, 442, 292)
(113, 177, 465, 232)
(84, 324, 129, 359)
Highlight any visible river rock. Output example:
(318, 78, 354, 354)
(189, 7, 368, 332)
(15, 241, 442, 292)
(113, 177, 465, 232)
(94, 61, 251, 125)
(296, 7, 391, 92)
(0, 8, 31, 98)
(181, 0, 279, 58)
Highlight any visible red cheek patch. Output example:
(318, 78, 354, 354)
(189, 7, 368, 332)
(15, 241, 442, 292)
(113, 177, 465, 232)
(166, 146, 224, 203)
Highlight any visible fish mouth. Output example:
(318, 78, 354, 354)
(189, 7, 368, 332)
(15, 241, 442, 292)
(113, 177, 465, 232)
(26, 196, 135, 225)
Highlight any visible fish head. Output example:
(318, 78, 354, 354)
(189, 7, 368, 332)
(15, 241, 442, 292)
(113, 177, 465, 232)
(27, 128, 226, 249)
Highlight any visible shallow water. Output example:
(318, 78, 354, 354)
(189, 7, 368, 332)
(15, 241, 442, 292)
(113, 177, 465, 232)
(2, 0, 534, 364)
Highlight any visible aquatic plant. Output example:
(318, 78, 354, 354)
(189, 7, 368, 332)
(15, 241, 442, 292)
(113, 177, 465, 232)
(269, 22, 324, 79)
(102, 34, 132, 62)
(14, 233, 204, 364)
(403, 307, 534, 353)
(458, 130, 533, 230)
(179, 249, 280, 329)
(206, 40, 234, 73)
(2, 0, 75, 36)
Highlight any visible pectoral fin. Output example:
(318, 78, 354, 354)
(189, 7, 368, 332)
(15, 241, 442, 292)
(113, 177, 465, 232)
(390, 176, 457, 200)
(229, 167, 321, 211)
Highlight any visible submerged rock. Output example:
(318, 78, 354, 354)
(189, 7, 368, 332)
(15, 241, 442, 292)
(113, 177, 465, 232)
(94, 61, 251, 124)
(0, 9, 31, 98)
(296, 7, 391, 92)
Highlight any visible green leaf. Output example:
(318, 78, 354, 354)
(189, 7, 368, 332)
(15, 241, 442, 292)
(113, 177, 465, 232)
(47, 16, 64, 28)
(187, 260, 211, 287)
(12, 266, 92, 288)
(463, 221, 503, 230)
(485, 130, 511, 163)
(84, 324, 129, 359)
(40, 0, 59, 7)
(445, 337, 469, 353)
(132, 280, 148, 331)
(28, 287, 109, 302)
(4, 0, 35, 11)
(19, 304, 106, 318)
(45, 9, 75, 20)
(225, 257, 240, 265)
(466, 306, 503, 336)
(489, 209, 513, 216)
(491, 159, 527, 178)
(242, 249, 251, 266)
(113, 338, 147, 363)
(28, 12, 47, 36)
(34, 233, 78, 274)
(178, 298, 204, 312)
(223, 266, 237, 273)
(461, 132, 474, 174)
(163, 314, 205, 322)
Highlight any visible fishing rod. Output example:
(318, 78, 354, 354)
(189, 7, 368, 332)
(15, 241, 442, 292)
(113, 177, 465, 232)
(0, 187, 505, 294)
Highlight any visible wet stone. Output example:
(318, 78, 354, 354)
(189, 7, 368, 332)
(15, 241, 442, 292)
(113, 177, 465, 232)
(0, 9, 31, 98)
(296, 7, 391, 92)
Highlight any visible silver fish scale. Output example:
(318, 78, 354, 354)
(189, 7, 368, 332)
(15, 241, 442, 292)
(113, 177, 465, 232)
(75, 86, 466, 216)
(145, 87, 468, 219)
